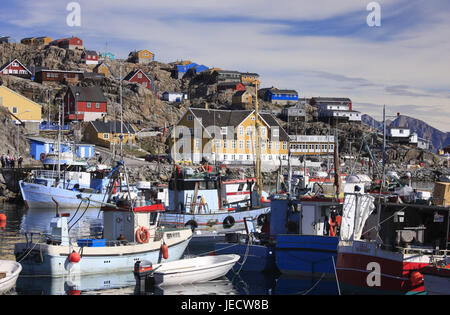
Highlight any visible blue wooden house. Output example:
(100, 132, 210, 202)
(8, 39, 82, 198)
(193, 64, 209, 74)
(28, 137, 95, 160)
(101, 52, 116, 60)
(265, 88, 299, 105)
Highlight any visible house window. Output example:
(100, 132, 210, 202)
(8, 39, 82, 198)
(276, 142, 280, 150)
(239, 140, 244, 149)
(96, 103, 100, 109)
(272, 127, 279, 137)
(221, 127, 227, 135)
(87, 102, 92, 108)
(215, 140, 221, 149)
(187, 115, 193, 121)
(12, 107, 18, 114)
(239, 126, 244, 136)
(138, 73, 143, 79)
(223, 140, 228, 149)
(103, 133, 109, 139)
(283, 142, 287, 150)
(232, 140, 236, 149)
(246, 140, 251, 149)
(269, 141, 273, 150)
(246, 126, 253, 136)
(260, 127, 267, 138)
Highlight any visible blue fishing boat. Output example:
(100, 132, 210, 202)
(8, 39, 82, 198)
(271, 195, 343, 276)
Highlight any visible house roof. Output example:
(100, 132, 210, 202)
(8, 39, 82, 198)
(0, 58, 33, 75)
(268, 88, 298, 95)
(90, 121, 135, 134)
(187, 108, 289, 141)
(68, 86, 107, 103)
(123, 69, 152, 82)
(83, 50, 98, 56)
(311, 97, 352, 102)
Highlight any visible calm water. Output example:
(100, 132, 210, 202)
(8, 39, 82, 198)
(0, 202, 338, 295)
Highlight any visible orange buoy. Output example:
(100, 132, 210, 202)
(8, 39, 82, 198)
(0, 221, 5, 229)
(0, 213, 6, 221)
(161, 243, 169, 260)
(410, 271, 424, 287)
(68, 290, 81, 295)
(69, 251, 81, 263)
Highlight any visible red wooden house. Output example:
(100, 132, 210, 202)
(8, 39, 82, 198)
(64, 86, 107, 122)
(50, 36, 83, 50)
(0, 59, 32, 79)
(123, 69, 153, 90)
(82, 50, 99, 65)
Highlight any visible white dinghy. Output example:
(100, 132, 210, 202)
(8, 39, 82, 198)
(153, 254, 240, 287)
(0, 261, 22, 294)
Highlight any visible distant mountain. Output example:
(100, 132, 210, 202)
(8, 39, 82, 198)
(361, 114, 450, 152)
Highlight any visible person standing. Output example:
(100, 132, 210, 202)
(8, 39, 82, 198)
(5, 155, 10, 168)
(0, 154, 5, 168)
(18, 155, 23, 168)
(10, 157, 15, 168)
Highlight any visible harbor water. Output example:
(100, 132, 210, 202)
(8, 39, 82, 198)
(0, 202, 339, 295)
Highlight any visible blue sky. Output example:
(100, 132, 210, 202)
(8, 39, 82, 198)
(1, 0, 449, 131)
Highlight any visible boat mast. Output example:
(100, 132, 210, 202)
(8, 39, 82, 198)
(381, 105, 386, 191)
(254, 81, 262, 196)
(333, 128, 340, 198)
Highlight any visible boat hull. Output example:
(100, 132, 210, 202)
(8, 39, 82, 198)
(214, 243, 276, 272)
(19, 180, 107, 210)
(160, 207, 270, 234)
(275, 235, 338, 276)
(153, 254, 240, 286)
(423, 267, 450, 295)
(336, 241, 432, 295)
(15, 236, 192, 277)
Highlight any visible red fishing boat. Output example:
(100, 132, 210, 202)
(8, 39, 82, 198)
(336, 193, 449, 295)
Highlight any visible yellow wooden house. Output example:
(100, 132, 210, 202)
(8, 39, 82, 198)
(128, 50, 154, 64)
(84, 120, 136, 148)
(93, 62, 115, 78)
(240, 72, 260, 86)
(172, 108, 289, 164)
(20, 36, 52, 47)
(0, 86, 42, 133)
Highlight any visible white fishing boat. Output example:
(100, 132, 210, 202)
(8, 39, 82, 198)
(152, 254, 240, 286)
(0, 260, 22, 294)
(15, 163, 192, 277)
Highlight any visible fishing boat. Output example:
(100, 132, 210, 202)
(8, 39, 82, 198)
(422, 257, 450, 295)
(135, 254, 240, 287)
(272, 194, 343, 276)
(159, 167, 270, 236)
(0, 260, 22, 294)
(15, 164, 193, 277)
(335, 193, 450, 295)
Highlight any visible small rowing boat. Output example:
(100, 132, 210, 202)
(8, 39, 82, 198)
(0, 260, 22, 294)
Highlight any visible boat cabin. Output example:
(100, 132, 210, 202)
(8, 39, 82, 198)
(270, 196, 343, 237)
(168, 173, 259, 214)
(102, 204, 164, 243)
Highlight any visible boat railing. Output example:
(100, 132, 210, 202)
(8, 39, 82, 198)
(32, 169, 63, 180)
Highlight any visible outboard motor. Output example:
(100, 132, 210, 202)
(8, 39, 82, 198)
(134, 260, 155, 294)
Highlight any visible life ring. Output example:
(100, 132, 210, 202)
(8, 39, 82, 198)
(40, 153, 46, 161)
(257, 214, 267, 226)
(136, 226, 150, 244)
(223, 216, 235, 229)
(185, 220, 198, 231)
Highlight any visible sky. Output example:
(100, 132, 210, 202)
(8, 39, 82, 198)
(1, 0, 449, 131)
